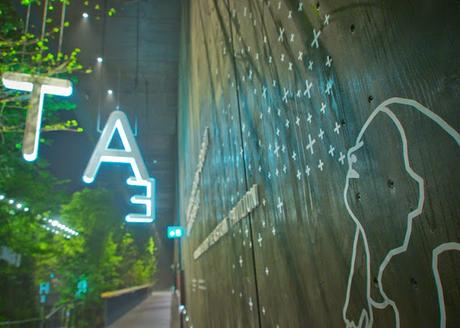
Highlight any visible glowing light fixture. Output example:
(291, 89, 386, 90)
(16, 203, 23, 209)
(167, 226, 184, 239)
(0, 195, 5, 200)
(82, 12, 89, 18)
(107, 89, 113, 95)
(8, 199, 14, 204)
(83, 110, 156, 223)
(97, 57, 103, 63)
(1, 72, 72, 161)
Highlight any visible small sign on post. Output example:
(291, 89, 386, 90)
(76, 276, 88, 298)
(39, 281, 50, 304)
(167, 226, 184, 239)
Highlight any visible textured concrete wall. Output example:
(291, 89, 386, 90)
(178, 0, 460, 327)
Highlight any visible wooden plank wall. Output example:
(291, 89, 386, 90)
(177, 0, 460, 327)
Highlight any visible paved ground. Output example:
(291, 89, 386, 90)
(109, 291, 172, 328)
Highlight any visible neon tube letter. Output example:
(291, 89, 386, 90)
(83, 110, 155, 223)
(1, 72, 72, 162)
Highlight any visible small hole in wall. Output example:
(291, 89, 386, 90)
(373, 277, 378, 286)
(341, 119, 346, 126)
(410, 277, 418, 289)
(387, 179, 395, 189)
(350, 24, 356, 33)
(355, 192, 361, 201)
(368, 95, 374, 103)
(316, 2, 320, 10)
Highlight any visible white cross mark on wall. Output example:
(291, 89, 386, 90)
(285, 119, 290, 128)
(308, 60, 313, 70)
(298, 51, 303, 61)
(318, 129, 325, 140)
(324, 14, 330, 25)
(288, 62, 293, 71)
(320, 102, 326, 114)
(274, 143, 280, 157)
(292, 151, 297, 160)
(265, 266, 270, 275)
(311, 29, 321, 48)
(307, 113, 312, 123)
(296, 116, 300, 126)
(326, 56, 332, 67)
(334, 121, 341, 134)
(282, 89, 289, 103)
(339, 152, 345, 164)
(328, 145, 335, 157)
(277, 197, 283, 213)
(304, 80, 313, 98)
(325, 79, 333, 95)
(298, 2, 303, 11)
(278, 27, 285, 42)
(257, 233, 263, 247)
(290, 33, 295, 42)
(272, 226, 276, 236)
(306, 134, 316, 154)
(297, 169, 302, 180)
(305, 165, 311, 176)
(318, 159, 324, 171)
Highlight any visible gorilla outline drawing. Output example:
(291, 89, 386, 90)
(342, 97, 460, 328)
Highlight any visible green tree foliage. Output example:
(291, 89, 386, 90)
(0, 0, 84, 147)
(1, 187, 158, 325)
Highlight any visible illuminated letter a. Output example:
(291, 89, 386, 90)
(83, 110, 149, 183)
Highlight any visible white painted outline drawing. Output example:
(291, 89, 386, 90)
(342, 97, 460, 328)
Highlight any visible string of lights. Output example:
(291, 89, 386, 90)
(0, 192, 79, 239)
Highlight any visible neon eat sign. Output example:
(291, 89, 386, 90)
(1, 73, 156, 223)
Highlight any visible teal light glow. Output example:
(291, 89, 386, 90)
(167, 226, 184, 239)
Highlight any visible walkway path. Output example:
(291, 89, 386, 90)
(108, 291, 172, 328)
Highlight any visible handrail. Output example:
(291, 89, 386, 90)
(100, 283, 152, 299)
(0, 302, 70, 326)
(0, 318, 40, 326)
